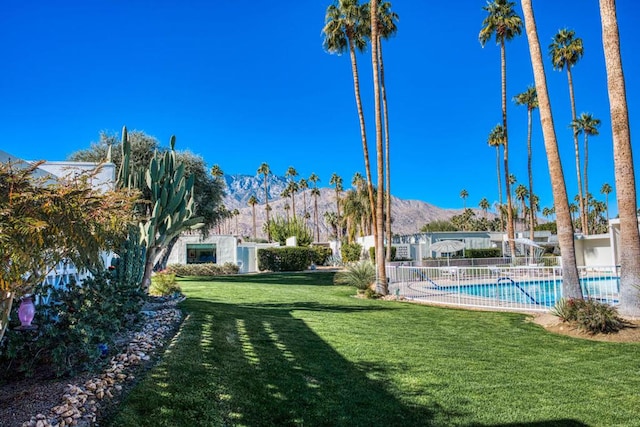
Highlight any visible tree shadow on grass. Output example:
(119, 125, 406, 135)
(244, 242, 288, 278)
(111, 299, 590, 427)
(112, 299, 455, 426)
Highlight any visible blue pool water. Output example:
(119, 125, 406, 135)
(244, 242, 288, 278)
(439, 276, 620, 307)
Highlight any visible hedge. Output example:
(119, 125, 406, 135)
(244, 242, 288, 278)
(258, 247, 314, 272)
(167, 262, 240, 276)
(464, 248, 502, 258)
(311, 246, 333, 266)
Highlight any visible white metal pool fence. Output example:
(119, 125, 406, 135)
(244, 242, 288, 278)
(386, 264, 620, 312)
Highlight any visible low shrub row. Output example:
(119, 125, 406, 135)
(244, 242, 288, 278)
(256, 246, 333, 272)
(464, 248, 502, 258)
(258, 247, 312, 272)
(166, 262, 240, 277)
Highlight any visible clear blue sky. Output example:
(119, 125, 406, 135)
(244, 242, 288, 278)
(1, 1, 639, 216)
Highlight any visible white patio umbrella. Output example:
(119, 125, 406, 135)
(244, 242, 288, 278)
(430, 240, 465, 266)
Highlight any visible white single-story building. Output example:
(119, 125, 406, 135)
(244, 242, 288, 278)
(165, 232, 278, 273)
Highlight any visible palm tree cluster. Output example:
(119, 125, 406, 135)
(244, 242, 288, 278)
(479, 2, 606, 239)
(322, 0, 398, 294)
(518, 0, 640, 316)
(249, 163, 325, 244)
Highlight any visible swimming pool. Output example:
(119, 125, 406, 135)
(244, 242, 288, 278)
(438, 276, 620, 307)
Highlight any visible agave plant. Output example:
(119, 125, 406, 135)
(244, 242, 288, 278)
(334, 261, 376, 291)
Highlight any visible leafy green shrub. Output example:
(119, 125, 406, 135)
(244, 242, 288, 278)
(368, 246, 397, 262)
(258, 247, 312, 272)
(166, 262, 239, 276)
(264, 216, 313, 246)
(551, 298, 624, 334)
(310, 246, 333, 266)
(334, 261, 376, 291)
(464, 248, 502, 258)
(341, 243, 363, 262)
(150, 271, 181, 296)
(0, 271, 144, 378)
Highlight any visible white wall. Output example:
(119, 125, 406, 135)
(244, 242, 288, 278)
(574, 234, 614, 267)
(167, 234, 238, 266)
(39, 161, 116, 192)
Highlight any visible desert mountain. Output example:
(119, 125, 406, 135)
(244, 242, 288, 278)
(219, 174, 468, 239)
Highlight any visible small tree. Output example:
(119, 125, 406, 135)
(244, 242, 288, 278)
(0, 161, 136, 342)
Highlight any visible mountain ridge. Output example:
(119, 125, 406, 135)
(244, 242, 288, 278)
(220, 174, 471, 239)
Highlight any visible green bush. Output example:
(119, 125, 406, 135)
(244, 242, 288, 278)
(264, 216, 313, 247)
(341, 243, 363, 263)
(258, 247, 313, 272)
(368, 246, 397, 262)
(464, 248, 502, 258)
(166, 262, 239, 276)
(551, 298, 624, 334)
(310, 246, 333, 266)
(150, 271, 181, 296)
(334, 261, 376, 291)
(0, 271, 144, 378)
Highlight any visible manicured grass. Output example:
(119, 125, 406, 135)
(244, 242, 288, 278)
(109, 272, 640, 426)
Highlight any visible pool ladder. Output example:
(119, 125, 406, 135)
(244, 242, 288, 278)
(496, 277, 539, 305)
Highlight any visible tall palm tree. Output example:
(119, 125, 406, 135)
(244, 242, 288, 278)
(283, 202, 291, 222)
(370, 0, 387, 294)
(299, 178, 309, 219)
(285, 166, 299, 218)
(210, 164, 224, 180)
(521, 0, 582, 299)
(599, 0, 640, 316)
(257, 162, 271, 241)
(542, 206, 553, 222)
(550, 28, 587, 234)
(309, 173, 321, 241)
(513, 85, 538, 241)
(572, 112, 601, 233)
(375, 1, 398, 263)
(479, 197, 490, 219)
(247, 195, 258, 239)
(479, 0, 522, 257)
(323, 0, 377, 244)
(311, 187, 321, 242)
(460, 189, 469, 209)
(232, 208, 240, 235)
(487, 124, 505, 231)
(329, 173, 344, 240)
(600, 182, 612, 220)
(286, 180, 299, 219)
(515, 184, 529, 232)
(569, 203, 579, 224)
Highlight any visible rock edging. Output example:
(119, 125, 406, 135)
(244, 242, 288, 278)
(22, 298, 184, 427)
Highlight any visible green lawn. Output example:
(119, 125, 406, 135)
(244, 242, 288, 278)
(109, 272, 640, 426)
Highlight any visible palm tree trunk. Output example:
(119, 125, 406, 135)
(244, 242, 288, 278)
(567, 67, 587, 235)
(347, 38, 378, 244)
(291, 193, 296, 219)
(335, 189, 341, 240)
(314, 196, 320, 242)
(370, 0, 387, 295)
(264, 179, 270, 241)
(583, 132, 590, 233)
(501, 41, 516, 256)
(527, 107, 536, 241)
(252, 205, 256, 239)
(496, 146, 504, 231)
(521, 0, 582, 299)
(379, 39, 393, 263)
(599, 0, 640, 317)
